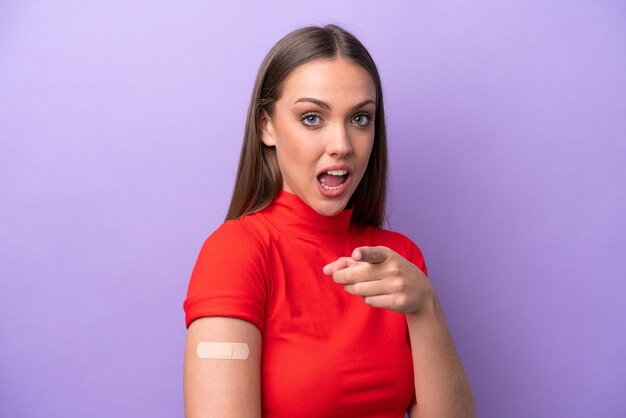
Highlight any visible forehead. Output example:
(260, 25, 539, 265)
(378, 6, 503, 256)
(279, 58, 376, 102)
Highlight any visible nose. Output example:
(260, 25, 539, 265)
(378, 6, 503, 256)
(326, 122, 352, 157)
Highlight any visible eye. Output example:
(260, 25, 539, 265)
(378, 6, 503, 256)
(301, 113, 323, 126)
(353, 113, 372, 126)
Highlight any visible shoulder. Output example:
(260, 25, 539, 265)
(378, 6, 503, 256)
(193, 216, 273, 269)
(190, 216, 272, 285)
(185, 217, 272, 333)
(203, 214, 268, 250)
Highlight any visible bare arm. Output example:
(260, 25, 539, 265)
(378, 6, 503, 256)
(184, 316, 262, 418)
(407, 296, 476, 418)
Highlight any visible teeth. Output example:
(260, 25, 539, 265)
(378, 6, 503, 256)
(325, 169, 348, 176)
(320, 182, 344, 191)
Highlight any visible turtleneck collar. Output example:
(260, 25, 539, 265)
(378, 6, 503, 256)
(261, 189, 354, 240)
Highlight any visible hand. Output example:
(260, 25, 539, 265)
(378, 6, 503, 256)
(322, 246, 435, 316)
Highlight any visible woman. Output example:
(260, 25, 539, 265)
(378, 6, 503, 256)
(183, 24, 475, 418)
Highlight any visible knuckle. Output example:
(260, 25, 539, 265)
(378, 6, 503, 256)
(394, 278, 406, 292)
(389, 265, 402, 277)
(393, 293, 407, 308)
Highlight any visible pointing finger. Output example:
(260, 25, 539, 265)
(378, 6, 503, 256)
(352, 246, 392, 264)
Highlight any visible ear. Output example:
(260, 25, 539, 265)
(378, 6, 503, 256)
(259, 109, 276, 147)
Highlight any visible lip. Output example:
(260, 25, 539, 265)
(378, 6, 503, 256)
(315, 164, 353, 198)
(315, 164, 353, 178)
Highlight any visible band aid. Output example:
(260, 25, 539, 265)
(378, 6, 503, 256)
(196, 341, 250, 360)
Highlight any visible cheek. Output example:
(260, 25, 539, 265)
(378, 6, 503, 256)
(276, 129, 319, 161)
(355, 133, 375, 164)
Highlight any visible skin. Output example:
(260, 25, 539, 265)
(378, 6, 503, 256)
(261, 56, 476, 417)
(259, 57, 376, 216)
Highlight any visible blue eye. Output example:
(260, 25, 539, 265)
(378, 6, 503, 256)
(301, 113, 322, 126)
(353, 113, 371, 126)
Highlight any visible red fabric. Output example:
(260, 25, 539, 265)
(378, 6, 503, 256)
(183, 190, 428, 417)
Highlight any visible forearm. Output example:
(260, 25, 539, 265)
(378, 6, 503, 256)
(406, 295, 475, 418)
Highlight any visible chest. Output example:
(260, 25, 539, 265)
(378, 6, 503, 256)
(259, 235, 414, 417)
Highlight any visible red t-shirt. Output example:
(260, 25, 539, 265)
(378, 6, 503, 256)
(183, 190, 428, 417)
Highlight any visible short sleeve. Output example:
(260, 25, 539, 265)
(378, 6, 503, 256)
(182, 221, 268, 332)
(406, 238, 428, 277)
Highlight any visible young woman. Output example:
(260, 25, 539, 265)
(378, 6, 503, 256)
(183, 24, 475, 418)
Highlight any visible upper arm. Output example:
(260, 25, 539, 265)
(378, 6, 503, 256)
(182, 222, 267, 417)
(184, 316, 262, 418)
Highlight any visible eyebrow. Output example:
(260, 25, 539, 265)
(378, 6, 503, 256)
(293, 97, 375, 111)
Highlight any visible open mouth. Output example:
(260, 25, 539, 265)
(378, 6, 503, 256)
(317, 169, 350, 191)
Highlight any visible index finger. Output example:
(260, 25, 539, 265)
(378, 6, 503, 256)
(351, 246, 392, 264)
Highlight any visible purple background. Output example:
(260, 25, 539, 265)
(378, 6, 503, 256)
(1, 1, 625, 417)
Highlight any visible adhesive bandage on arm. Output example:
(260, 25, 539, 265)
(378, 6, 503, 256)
(196, 341, 250, 360)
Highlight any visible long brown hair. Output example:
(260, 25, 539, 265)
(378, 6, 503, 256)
(225, 24, 388, 227)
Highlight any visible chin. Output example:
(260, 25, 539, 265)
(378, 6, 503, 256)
(312, 196, 350, 217)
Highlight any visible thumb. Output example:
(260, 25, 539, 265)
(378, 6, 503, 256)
(322, 256, 358, 275)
